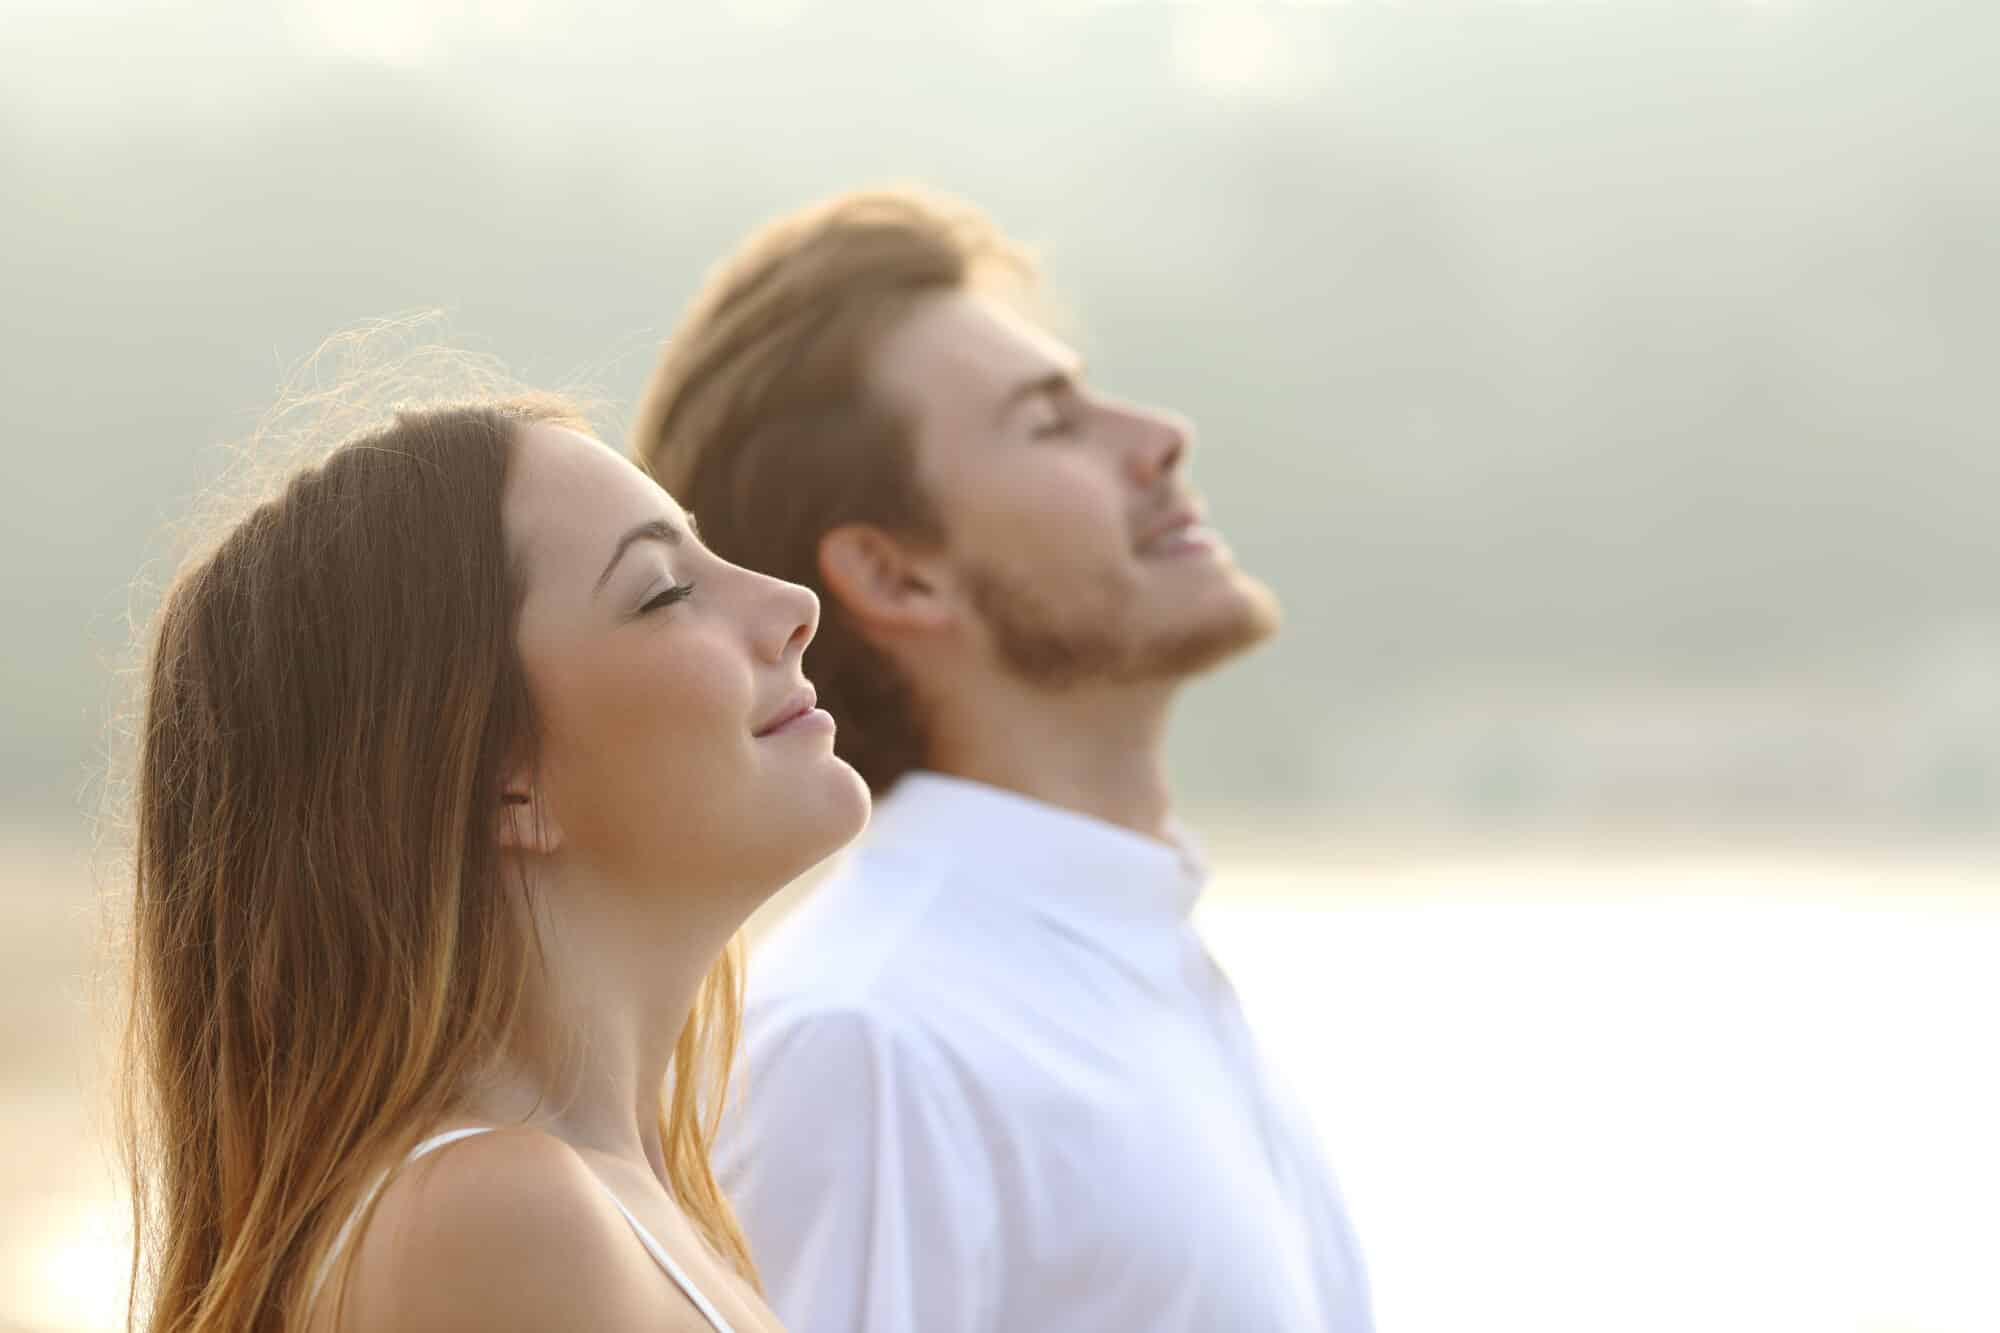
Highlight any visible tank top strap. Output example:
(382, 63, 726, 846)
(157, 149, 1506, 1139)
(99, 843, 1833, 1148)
(407, 1125, 739, 1333)
(596, 1189, 741, 1333)
(316, 1125, 736, 1333)
(407, 1125, 498, 1161)
(309, 1127, 500, 1306)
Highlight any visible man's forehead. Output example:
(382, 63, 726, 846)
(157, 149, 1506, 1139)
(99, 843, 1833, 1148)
(873, 289, 1078, 411)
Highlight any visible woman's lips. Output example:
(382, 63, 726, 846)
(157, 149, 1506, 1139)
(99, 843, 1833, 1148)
(761, 706, 836, 739)
(754, 685, 819, 737)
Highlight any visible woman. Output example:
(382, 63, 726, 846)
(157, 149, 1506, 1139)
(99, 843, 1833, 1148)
(121, 393, 869, 1332)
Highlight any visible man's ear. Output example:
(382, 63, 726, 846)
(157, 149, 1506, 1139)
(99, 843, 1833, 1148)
(496, 767, 564, 857)
(818, 523, 957, 640)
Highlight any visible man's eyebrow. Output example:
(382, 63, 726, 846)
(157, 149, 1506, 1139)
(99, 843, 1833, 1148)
(594, 517, 683, 595)
(992, 362, 1084, 425)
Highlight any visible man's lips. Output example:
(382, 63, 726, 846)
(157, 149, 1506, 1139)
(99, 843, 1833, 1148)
(1136, 506, 1211, 555)
(753, 685, 818, 738)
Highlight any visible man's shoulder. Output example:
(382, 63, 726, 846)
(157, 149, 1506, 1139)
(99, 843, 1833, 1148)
(738, 838, 1070, 1110)
(737, 873, 1014, 1104)
(748, 843, 965, 1012)
(739, 960, 960, 1079)
(734, 952, 1065, 1138)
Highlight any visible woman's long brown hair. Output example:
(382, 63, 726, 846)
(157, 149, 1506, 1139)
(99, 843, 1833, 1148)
(119, 393, 757, 1332)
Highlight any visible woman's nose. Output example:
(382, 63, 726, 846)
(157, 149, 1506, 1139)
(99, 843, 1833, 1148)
(760, 575, 820, 664)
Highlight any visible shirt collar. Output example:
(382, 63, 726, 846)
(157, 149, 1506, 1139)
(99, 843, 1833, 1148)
(860, 771, 1209, 925)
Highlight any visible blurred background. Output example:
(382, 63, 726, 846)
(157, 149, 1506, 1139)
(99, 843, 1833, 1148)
(2, 0, 1994, 1329)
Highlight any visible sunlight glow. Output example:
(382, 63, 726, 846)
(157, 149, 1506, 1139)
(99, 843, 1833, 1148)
(283, 0, 549, 67)
(1, 1193, 129, 1332)
(1173, 8, 1290, 95)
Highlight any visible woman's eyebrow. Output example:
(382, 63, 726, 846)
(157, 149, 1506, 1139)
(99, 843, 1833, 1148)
(594, 517, 683, 596)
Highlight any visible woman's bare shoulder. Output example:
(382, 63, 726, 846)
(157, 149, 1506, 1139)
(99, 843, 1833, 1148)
(333, 1128, 715, 1333)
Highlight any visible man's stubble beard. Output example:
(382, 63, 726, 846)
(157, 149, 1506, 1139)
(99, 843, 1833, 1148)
(962, 560, 1282, 692)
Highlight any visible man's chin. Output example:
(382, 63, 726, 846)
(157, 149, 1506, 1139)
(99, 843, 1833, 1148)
(1129, 573, 1282, 683)
(966, 557, 1279, 691)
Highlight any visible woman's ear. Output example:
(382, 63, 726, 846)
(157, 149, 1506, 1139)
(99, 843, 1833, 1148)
(496, 770, 564, 856)
(818, 523, 955, 640)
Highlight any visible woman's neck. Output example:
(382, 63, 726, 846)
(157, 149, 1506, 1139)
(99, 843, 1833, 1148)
(459, 855, 748, 1183)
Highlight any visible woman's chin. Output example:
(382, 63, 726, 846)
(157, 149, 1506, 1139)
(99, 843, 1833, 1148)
(810, 756, 873, 853)
(757, 759, 871, 887)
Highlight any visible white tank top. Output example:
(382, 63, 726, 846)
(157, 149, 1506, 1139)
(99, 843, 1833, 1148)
(317, 1126, 741, 1333)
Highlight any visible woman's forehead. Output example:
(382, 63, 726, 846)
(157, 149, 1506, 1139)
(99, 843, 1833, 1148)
(506, 424, 683, 574)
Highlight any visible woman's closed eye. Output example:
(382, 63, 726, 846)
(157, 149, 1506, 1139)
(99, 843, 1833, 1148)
(639, 581, 696, 614)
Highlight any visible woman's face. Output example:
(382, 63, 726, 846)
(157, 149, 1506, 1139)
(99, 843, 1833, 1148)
(503, 424, 868, 898)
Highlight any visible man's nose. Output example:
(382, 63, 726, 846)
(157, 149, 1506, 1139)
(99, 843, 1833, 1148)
(1122, 405, 1192, 486)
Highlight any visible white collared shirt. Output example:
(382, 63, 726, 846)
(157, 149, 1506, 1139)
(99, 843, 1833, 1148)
(716, 773, 1373, 1333)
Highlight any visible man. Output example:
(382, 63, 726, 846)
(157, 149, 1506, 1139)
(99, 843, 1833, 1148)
(633, 187, 1372, 1332)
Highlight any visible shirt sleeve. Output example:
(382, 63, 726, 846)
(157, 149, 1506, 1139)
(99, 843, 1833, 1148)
(715, 1004, 1004, 1333)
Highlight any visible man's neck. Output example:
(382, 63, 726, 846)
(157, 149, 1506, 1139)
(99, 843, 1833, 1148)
(926, 676, 1178, 840)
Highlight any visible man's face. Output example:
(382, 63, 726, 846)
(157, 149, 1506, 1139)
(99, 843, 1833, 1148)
(866, 288, 1280, 690)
